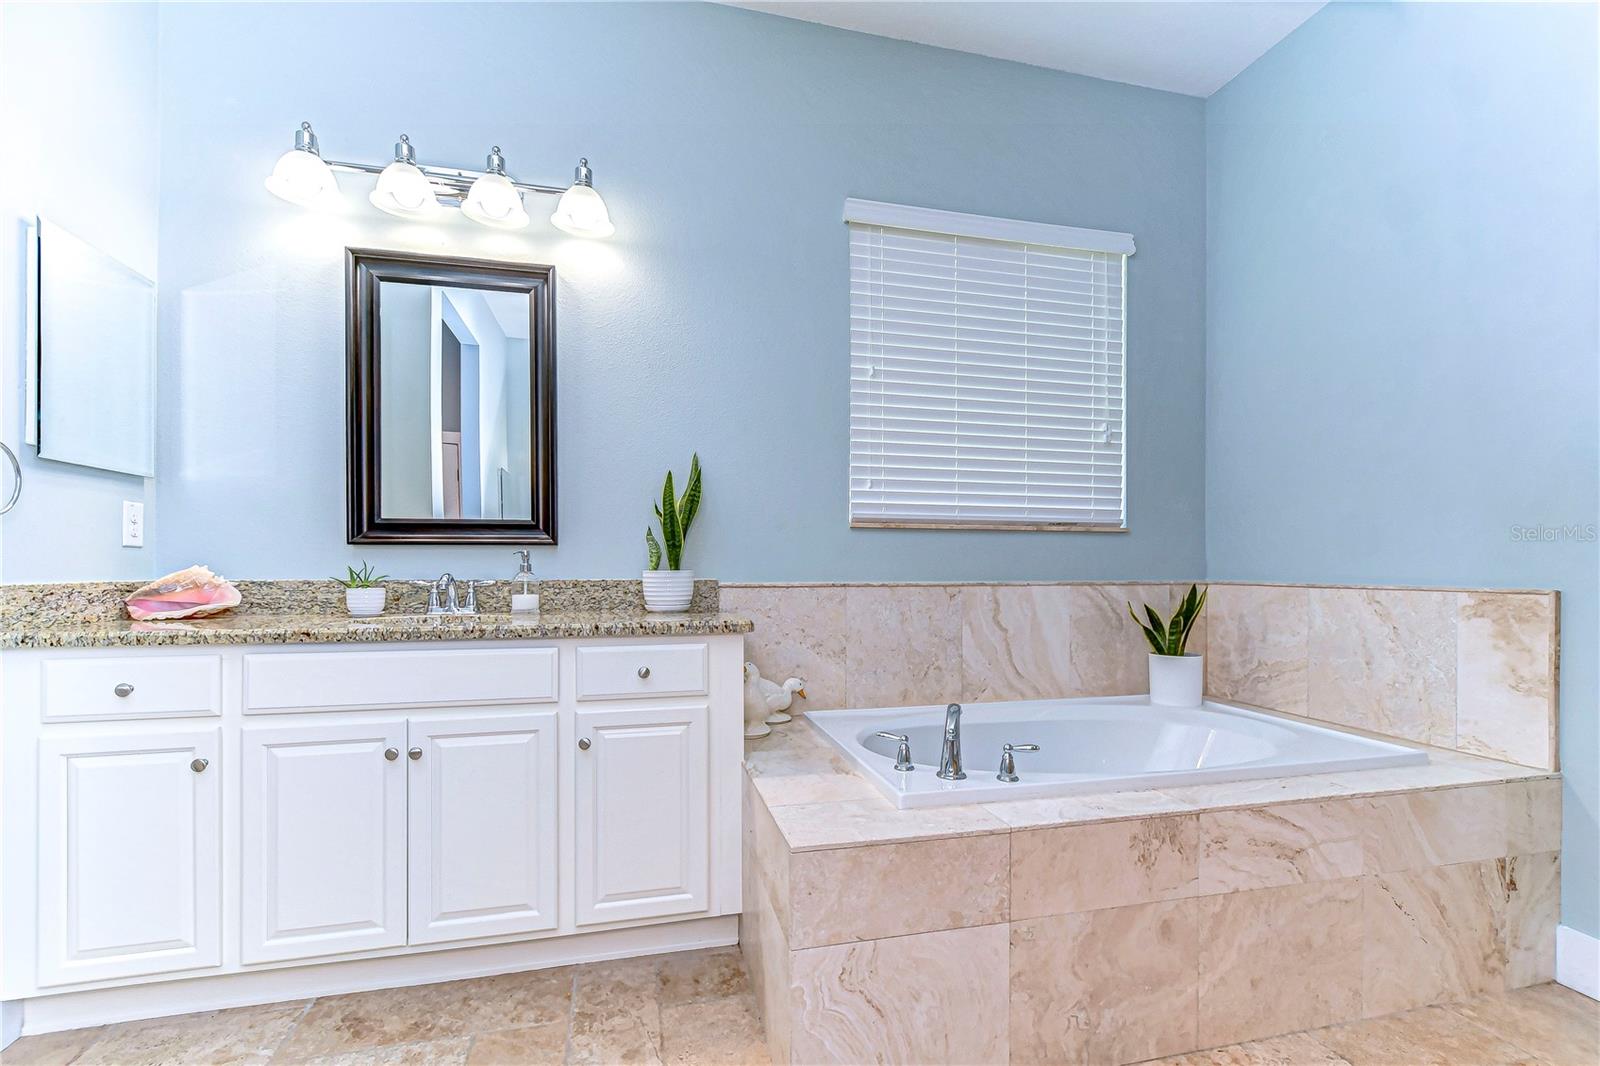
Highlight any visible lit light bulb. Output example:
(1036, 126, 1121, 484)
(368, 134, 442, 220)
(264, 121, 339, 207)
(550, 158, 615, 239)
(462, 146, 530, 230)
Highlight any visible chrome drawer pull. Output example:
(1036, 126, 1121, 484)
(408, 747, 423, 761)
(113, 683, 135, 698)
(637, 666, 651, 679)
(384, 747, 399, 761)
(578, 738, 592, 751)
(190, 758, 209, 773)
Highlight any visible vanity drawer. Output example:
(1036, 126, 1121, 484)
(575, 643, 708, 701)
(244, 647, 558, 713)
(42, 655, 223, 721)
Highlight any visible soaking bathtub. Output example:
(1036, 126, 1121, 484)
(807, 695, 1428, 809)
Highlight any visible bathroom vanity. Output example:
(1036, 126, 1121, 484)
(0, 601, 750, 1033)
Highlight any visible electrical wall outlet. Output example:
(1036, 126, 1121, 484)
(121, 500, 144, 547)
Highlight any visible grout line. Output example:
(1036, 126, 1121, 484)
(561, 968, 579, 1065)
(264, 998, 317, 1062)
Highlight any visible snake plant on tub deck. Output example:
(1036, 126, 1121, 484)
(1128, 583, 1208, 656)
(645, 453, 701, 571)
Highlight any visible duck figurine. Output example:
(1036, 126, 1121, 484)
(743, 662, 808, 737)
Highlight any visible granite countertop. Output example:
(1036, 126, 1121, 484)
(745, 714, 1558, 851)
(0, 609, 754, 650)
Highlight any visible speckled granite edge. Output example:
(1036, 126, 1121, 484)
(0, 577, 720, 628)
(0, 610, 753, 650)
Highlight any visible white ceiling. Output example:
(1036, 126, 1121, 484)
(723, 1, 1326, 97)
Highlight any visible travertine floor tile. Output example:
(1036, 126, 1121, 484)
(1147, 1029, 1353, 1065)
(76, 1002, 308, 1065)
(1446, 982, 1600, 1066)
(298, 1037, 474, 1065)
(465, 1023, 567, 1065)
(656, 947, 749, 1006)
(1, 1026, 105, 1065)
(275, 971, 571, 1061)
(658, 996, 769, 1065)
(1313, 1004, 1539, 1065)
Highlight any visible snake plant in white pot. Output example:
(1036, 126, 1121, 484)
(1129, 584, 1208, 707)
(642, 454, 701, 612)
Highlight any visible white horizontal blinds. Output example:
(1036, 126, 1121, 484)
(849, 222, 1127, 528)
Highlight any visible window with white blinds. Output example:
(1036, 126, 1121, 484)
(846, 199, 1132, 530)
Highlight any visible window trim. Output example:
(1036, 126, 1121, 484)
(844, 201, 1133, 533)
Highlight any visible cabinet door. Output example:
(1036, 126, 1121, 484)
(241, 720, 407, 963)
(408, 712, 560, 944)
(574, 704, 708, 925)
(37, 728, 221, 986)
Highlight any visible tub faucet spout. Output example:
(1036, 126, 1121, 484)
(937, 703, 966, 780)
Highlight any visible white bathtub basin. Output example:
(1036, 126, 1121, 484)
(807, 695, 1428, 809)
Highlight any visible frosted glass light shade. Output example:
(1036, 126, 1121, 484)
(369, 160, 441, 219)
(462, 172, 529, 230)
(264, 148, 338, 207)
(550, 183, 614, 239)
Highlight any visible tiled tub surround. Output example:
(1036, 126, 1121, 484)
(722, 581, 1560, 770)
(740, 722, 1563, 1065)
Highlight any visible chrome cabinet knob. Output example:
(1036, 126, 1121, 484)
(636, 666, 651, 679)
(113, 683, 135, 698)
(190, 758, 209, 773)
(578, 738, 592, 751)
(408, 747, 423, 761)
(384, 747, 400, 761)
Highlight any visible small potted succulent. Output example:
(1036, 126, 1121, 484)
(642, 454, 701, 613)
(1128, 584, 1208, 707)
(336, 562, 389, 617)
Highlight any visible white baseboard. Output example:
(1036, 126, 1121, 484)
(1, 1001, 22, 1050)
(19, 915, 737, 1036)
(1557, 924, 1599, 1001)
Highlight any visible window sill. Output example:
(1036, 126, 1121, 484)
(849, 520, 1129, 533)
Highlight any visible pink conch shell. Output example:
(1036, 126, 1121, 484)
(125, 565, 242, 621)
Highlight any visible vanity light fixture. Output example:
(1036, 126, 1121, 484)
(461, 147, 531, 230)
(549, 158, 616, 239)
(369, 135, 443, 219)
(263, 122, 339, 207)
(264, 121, 615, 238)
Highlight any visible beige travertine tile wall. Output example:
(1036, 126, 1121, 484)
(741, 774, 1562, 1065)
(721, 582, 1186, 712)
(723, 580, 1560, 770)
(1203, 584, 1560, 770)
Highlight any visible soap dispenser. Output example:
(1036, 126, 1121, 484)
(510, 549, 539, 613)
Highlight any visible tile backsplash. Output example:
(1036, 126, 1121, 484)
(723, 580, 1560, 771)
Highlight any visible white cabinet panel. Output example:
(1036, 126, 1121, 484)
(42, 654, 222, 721)
(408, 713, 560, 944)
(575, 643, 708, 701)
(37, 729, 221, 986)
(575, 704, 708, 925)
(243, 647, 558, 713)
(242, 721, 407, 963)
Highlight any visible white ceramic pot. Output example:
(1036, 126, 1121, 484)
(345, 587, 386, 618)
(641, 568, 695, 613)
(1148, 652, 1203, 707)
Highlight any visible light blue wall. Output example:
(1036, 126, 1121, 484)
(0, 2, 159, 582)
(150, 1, 1207, 583)
(1206, 2, 1599, 937)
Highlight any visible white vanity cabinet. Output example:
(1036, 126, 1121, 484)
(1, 632, 745, 1031)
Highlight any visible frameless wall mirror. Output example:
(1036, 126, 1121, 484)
(346, 248, 556, 543)
(27, 219, 157, 477)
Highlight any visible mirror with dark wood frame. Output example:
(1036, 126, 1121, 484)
(346, 248, 556, 543)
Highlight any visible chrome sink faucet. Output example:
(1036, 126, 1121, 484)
(937, 703, 965, 780)
(423, 573, 480, 616)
